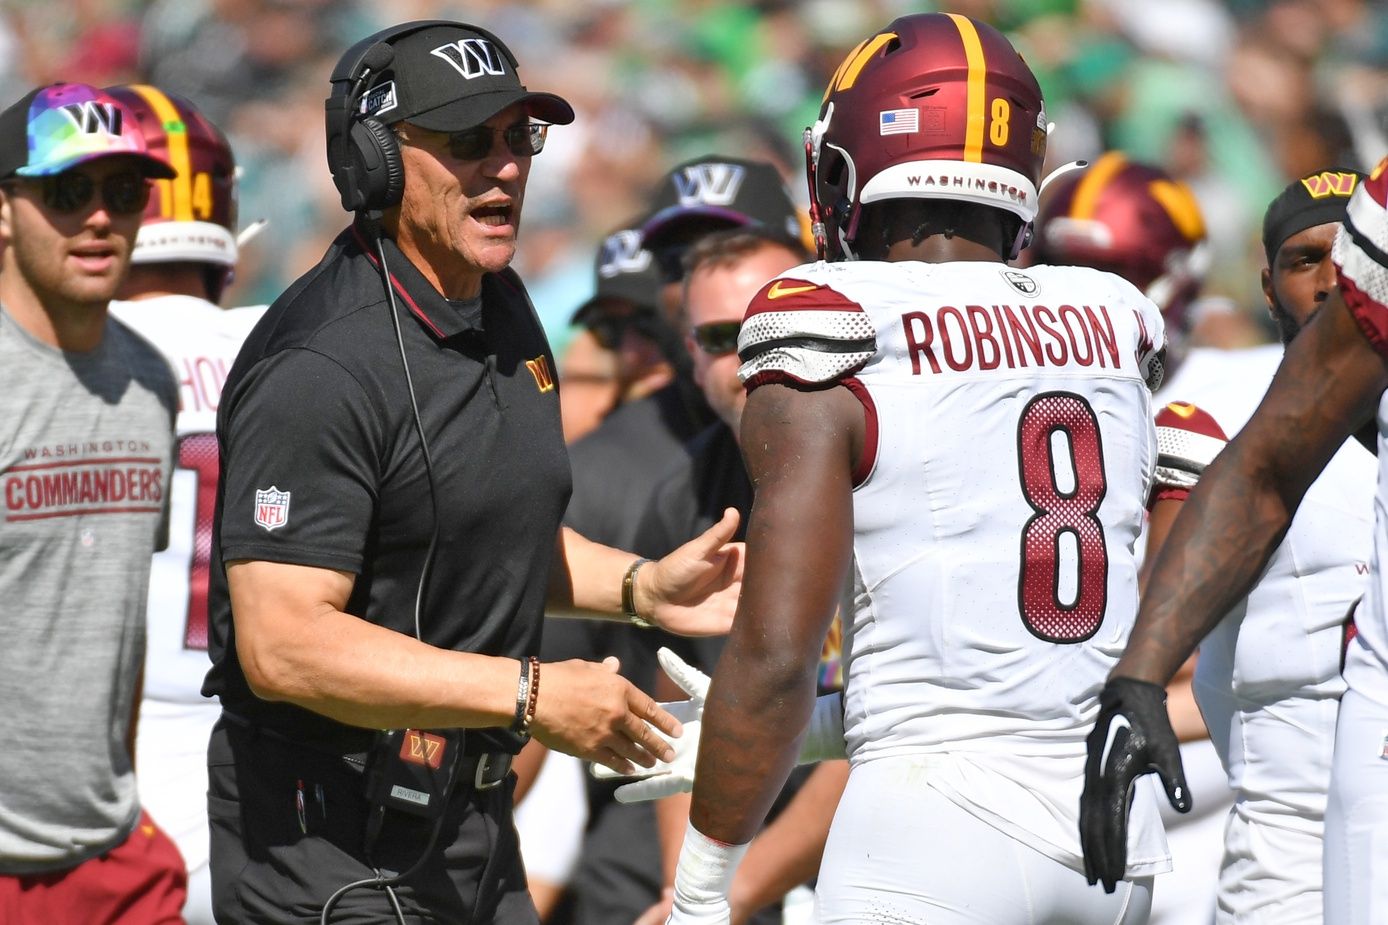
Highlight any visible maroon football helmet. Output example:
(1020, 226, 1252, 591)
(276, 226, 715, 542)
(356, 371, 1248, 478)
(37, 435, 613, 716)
(807, 13, 1048, 261)
(105, 85, 239, 272)
(1035, 152, 1209, 335)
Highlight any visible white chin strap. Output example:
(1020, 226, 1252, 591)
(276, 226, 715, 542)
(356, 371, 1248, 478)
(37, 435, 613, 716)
(1039, 159, 1090, 197)
(236, 219, 268, 248)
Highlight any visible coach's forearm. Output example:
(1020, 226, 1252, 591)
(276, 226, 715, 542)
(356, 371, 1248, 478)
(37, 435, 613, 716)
(229, 559, 518, 729)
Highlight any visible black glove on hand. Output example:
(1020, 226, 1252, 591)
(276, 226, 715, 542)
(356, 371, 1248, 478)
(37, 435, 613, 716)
(1080, 676, 1192, 893)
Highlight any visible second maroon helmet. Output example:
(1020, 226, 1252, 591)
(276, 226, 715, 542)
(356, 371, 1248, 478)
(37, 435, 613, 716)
(104, 84, 239, 271)
(1035, 152, 1209, 334)
(807, 13, 1048, 261)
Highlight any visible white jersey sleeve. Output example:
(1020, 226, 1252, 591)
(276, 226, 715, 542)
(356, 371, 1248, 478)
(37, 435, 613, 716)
(741, 259, 1170, 877)
(110, 296, 264, 881)
(1333, 159, 1388, 697)
(1152, 400, 1229, 495)
(111, 296, 266, 705)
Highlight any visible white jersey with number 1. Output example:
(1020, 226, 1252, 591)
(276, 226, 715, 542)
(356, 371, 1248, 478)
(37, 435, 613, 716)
(110, 295, 263, 910)
(739, 259, 1170, 884)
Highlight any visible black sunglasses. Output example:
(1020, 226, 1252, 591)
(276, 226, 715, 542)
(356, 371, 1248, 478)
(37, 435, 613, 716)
(13, 170, 151, 216)
(692, 321, 741, 356)
(588, 311, 658, 351)
(446, 122, 548, 161)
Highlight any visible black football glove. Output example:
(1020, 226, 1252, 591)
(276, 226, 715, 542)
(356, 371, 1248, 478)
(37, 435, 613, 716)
(1080, 676, 1191, 893)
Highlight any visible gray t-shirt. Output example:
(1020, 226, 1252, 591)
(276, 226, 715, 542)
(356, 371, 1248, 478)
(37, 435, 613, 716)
(0, 307, 176, 873)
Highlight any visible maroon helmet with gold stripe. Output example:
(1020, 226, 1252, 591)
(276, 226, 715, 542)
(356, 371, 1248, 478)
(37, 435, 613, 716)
(1035, 152, 1209, 335)
(105, 84, 238, 270)
(807, 13, 1048, 261)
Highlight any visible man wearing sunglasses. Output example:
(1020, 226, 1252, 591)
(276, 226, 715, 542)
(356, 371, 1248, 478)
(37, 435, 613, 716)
(0, 83, 186, 922)
(570, 219, 675, 409)
(617, 227, 855, 925)
(204, 21, 744, 925)
(546, 161, 804, 925)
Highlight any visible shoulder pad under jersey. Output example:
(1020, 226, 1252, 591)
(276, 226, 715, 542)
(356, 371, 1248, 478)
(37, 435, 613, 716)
(1154, 401, 1229, 492)
(1335, 158, 1388, 358)
(737, 274, 878, 389)
(1104, 271, 1168, 393)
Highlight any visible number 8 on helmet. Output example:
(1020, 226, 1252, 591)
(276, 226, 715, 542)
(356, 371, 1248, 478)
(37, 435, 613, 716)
(804, 12, 1050, 262)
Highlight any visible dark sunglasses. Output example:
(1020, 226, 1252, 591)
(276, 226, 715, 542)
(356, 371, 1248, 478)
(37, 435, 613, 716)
(14, 170, 151, 216)
(446, 122, 548, 161)
(588, 311, 657, 351)
(692, 321, 741, 356)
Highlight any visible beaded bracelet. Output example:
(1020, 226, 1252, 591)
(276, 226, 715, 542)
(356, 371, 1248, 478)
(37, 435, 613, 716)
(521, 656, 540, 732)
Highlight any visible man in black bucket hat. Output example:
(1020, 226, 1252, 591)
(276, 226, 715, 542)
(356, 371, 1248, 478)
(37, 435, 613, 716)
(202, 20, 744, 924)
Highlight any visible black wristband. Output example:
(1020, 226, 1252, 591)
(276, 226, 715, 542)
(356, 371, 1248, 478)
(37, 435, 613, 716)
(622, 557, 653, 629)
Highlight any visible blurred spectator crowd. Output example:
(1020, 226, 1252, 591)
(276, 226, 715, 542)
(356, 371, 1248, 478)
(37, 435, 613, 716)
(5, 0, 1386, 355)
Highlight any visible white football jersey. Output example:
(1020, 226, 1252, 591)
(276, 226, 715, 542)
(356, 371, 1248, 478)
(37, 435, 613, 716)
(111, 296, 265, 704)
(1335, 162, 1388, 704)
(739, 259, 1170, 877)
(1154, 348, 1373, 822)
(111, 295, 262, 884)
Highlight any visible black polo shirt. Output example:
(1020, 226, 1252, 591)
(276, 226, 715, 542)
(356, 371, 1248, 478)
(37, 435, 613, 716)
(204, 223, 570, 754)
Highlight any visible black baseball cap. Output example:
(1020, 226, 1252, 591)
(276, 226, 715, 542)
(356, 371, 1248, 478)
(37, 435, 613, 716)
(640, 156, 804, 251)
(1262, 167, 1364, 266)
(571, 220, 662, 326)
(343, 22, 574, 132)
(0, 83, 175, 180)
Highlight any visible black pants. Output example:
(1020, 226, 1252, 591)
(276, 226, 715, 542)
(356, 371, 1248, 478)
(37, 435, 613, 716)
(207, 719, 538, 925)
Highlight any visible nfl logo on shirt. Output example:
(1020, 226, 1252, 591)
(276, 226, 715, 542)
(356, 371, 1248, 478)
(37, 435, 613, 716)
(254, 487, 291, 532)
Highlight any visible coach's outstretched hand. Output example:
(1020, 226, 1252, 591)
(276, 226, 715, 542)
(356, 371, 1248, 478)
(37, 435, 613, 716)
(1080, 676, 1191, 893)
(532, 657, 680, 776)
(643, 508, 744, 637)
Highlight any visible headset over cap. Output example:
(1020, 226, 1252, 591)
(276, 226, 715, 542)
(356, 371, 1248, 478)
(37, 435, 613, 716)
(324, 20, 574, 217)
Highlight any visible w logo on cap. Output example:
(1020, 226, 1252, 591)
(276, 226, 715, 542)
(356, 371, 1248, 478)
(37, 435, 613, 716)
(431, 39, 506, 79)
(59, 101, 121, 135)
(599, 230, 651, 278)
(673, 163, 746, 208)
(1300, 171, 1358, 199)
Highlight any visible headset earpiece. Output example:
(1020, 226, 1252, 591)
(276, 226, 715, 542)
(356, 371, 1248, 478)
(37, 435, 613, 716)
(349, 117, 405, 212)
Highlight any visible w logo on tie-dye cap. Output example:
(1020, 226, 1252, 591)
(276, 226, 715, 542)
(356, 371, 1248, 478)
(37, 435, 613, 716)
(0, 83, 174, 180)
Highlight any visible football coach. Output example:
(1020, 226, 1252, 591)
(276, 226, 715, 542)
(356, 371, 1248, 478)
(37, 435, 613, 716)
(201, 20, 743, 924)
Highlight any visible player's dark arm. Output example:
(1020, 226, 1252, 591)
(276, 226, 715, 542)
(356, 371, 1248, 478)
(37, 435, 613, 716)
(1118, 290, 1388, 686)
(688, 382, 862, 845)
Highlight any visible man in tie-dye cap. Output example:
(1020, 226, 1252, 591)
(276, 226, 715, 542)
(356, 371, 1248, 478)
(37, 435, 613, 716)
(0, 83, 185, 923)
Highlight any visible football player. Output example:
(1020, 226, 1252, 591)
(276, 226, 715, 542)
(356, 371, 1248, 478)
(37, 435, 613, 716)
(1080, 164, 1377, 921)
(663, 14, 1170, 923)
(105, 84, 264, 925)
(1036, 155, 1235, 924)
